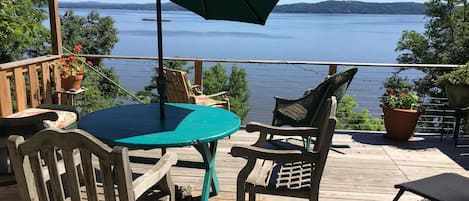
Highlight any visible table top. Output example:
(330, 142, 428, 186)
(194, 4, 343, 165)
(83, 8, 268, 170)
(78, 103, 241, 149)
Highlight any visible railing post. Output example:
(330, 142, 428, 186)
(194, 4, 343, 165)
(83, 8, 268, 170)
(328, 64, 337, 75)
(48, 0, 62, 55)
(0, 70, 13, 116)
(13, 67, 27, 111)
(194, 60, 203, 89)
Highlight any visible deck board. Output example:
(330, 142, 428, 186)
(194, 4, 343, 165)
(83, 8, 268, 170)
(1, 129, 469, 201)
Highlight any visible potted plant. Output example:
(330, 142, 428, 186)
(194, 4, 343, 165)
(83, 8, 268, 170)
(436, 63, 469, 108)
(55, 44, 92, 90)
(380, 75, 422, 141)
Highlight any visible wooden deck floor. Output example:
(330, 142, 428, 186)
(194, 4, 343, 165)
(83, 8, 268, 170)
(1, 130, 469, 201)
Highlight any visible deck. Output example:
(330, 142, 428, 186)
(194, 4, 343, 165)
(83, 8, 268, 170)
(1, 129, 468, 201)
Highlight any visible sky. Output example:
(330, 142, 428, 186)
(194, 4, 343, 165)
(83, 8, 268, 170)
(61, 0, 426, 5)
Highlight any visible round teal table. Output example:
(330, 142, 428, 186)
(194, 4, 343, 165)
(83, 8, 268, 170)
(78, 103, 241, 200)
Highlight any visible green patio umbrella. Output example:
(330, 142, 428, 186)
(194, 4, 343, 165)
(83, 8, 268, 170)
(156, 0, 279, 118)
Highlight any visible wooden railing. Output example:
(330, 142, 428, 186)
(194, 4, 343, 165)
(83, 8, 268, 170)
(85, 54, 462, 90)
(0, 55, 62, 117)
(1, 54, 463, 124)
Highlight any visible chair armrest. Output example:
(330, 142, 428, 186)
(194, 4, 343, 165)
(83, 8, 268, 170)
(37, 104, 83, 119)
(132, 152, 177, 199)
(0, 112, 59, 126)
(205, 91, 228, 98)
(246, 122, 319, 138)
(192, 85, 203, 95)
(231, 144, 319, 163)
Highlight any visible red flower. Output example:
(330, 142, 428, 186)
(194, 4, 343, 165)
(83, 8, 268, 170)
(59, 57, 66, 63)
(69, 54, 76, 60)
(78, 69, 84, 75)
(387, 88, 395, 96)
(87, 61, 93, 66)
(401, 92, 407, 99)
(73, 44, 83, 53)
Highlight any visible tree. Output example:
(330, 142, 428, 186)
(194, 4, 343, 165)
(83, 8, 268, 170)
(60, 10, 122, 112)
(395, 0, 469, 96)
(336, 95, 384, 131)
(203, 64, 251, 121)
(0, 0, 49, 63)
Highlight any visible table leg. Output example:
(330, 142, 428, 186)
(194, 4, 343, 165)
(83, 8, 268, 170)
(194, 141, 219, 201)
(454, 109, 462, 146)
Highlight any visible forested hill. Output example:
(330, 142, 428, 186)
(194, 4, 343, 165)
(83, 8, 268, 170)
(274, 1, 425, 14)
(59, 1, 426, 15)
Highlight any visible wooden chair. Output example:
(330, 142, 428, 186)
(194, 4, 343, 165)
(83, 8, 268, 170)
(0, 104, 81, 185)
(8, 128, 177, 201)
(163, 68, 230, 110)
(231, 97, 337, 201)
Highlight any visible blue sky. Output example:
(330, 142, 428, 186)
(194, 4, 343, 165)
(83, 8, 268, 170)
(61, 0, 427, 5)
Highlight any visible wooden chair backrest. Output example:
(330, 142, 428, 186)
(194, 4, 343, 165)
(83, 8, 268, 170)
(8, 128, 136, 201)
(310, 96, 337, 190)
(163, 68, 194, 103)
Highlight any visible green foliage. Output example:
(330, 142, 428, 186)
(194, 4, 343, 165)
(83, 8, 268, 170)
(60, 10, 122, 113)
(380, 74, 420, 110)
(203, 64, 229, 95)
(336, 95, 384, 131)
(436, 63, 469, 86)
(395, 0, 469, 96)
(0, 0, 49, 63)
(61, 10, 119, 66)
(204, 64, 251, 121)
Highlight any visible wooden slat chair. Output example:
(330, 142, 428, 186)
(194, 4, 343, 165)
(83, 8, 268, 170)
(0, 104, 81, 185)
(8, 128, 177, 201)
(163, 68, 230, 110)
(231, 97, 337, 201)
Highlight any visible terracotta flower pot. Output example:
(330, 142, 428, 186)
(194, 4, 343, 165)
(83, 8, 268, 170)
(381, 104, 421, 141)
(61, 74, 83, 91)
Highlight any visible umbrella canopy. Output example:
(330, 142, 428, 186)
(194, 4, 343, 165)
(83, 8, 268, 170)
(170, 0, 279, 25)
(156, 0, 279, 118)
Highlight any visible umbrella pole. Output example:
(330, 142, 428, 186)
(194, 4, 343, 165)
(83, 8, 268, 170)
(156, 0, 165, 119)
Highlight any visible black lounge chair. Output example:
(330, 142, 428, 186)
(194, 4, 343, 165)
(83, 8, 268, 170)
(393, 173, 469, 201)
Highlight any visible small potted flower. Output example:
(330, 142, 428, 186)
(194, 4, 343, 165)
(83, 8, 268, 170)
(436, 63, 469, 108)
(380, 75, 422, 141)
(55, 44, 93, 90)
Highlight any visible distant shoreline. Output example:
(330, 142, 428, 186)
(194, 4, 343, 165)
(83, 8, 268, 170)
(59, 1, 426, 15)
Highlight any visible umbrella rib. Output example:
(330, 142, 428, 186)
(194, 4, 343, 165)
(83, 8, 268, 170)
(242, 0, 264, 24)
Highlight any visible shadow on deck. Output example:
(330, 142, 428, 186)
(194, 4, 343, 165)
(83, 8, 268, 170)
(1, 129, 468, 201)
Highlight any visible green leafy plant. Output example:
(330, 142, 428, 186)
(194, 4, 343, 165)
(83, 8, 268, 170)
(55, 44, 92, 78)
(380, 74, 420, 110)
(336, 95, 384, 131)
(436, 63, 469, 86)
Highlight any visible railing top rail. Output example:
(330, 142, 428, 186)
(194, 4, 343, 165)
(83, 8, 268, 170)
(83, 54, 463, 68)
(0, 55, 61, 70)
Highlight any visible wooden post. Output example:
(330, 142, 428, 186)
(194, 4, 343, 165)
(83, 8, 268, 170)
(0, 70, 13, 116)
(194, 60, 203, 89)
(328, 64, 337, 75)
(13, 67, 27, 111)
(48, 0, 62, 55)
